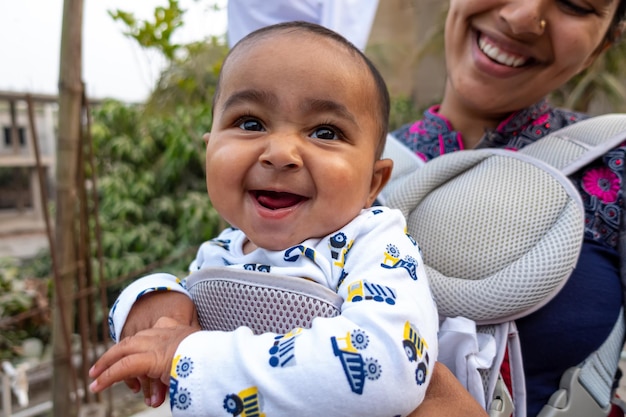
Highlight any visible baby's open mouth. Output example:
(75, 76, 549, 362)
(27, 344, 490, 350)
(252, 190, 308, 210)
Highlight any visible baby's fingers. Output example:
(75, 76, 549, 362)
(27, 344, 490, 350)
(138, 377, 167, 407)
(124, 377, 141, 393)
(89, 351, 161, 393)
(150, 381, 168, 407)
(140, 376, 151, 403)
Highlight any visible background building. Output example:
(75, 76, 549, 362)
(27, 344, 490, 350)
(0, 92, 57, 258)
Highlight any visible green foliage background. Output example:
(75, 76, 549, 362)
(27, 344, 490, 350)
(0, 256, 52, 360)
(93, 0, 230, 281)
(1, 3, 229, 360)
(91, 99, 225, 281)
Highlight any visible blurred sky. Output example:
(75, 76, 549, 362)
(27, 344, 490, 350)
(0, 0, 228, 103)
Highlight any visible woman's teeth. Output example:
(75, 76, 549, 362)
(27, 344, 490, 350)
(478, 35, 527, 68)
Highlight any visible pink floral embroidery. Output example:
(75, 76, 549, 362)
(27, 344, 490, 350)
(582, 167, 620, 203)
(409, 120, 426, 134)
(532, 113, 549, 126)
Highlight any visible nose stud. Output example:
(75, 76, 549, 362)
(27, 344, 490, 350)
(539, 19, 546, 30)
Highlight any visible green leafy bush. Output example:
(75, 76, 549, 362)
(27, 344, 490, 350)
(0, 257, 51, 361)
(91, 100, 224, 282)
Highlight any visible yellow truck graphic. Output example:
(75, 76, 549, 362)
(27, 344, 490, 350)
(269, 327, 303, 367)
(223, 386, 266, 417)
(381, 244, 419, 281)
(346, 280, 397, 305)
(402, 321, 429, 385)
(169, 355, 193, 410)
(331, 329, 381, 394)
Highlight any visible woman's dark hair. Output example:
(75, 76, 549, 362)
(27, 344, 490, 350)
(608, 0, 626, 43)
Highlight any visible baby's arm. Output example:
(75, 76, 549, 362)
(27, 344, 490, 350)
(109, 272, 194, 343)
(121, 291, 198, 339)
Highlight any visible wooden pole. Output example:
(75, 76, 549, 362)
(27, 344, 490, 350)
(54, 0, 83, 416)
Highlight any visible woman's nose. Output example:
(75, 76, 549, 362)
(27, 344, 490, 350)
(259, 135, 303, 170)
(499, 0, 548, 36)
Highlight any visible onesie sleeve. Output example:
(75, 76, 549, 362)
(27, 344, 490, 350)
(108, 273, 189, 343)
(168, 208, 439, 417)
(108, 235, 231, 343)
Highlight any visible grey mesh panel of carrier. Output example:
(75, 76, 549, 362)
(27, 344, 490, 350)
(387, 148, 584, 324)
(186, 267, 343, 335)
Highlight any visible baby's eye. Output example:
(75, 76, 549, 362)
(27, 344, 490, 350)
(311, 127, 339, 140)
(238, 118, 265, 131)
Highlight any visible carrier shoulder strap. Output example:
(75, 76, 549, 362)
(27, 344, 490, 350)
(517, 114, 626, 174)
(381, 114, 626, 182)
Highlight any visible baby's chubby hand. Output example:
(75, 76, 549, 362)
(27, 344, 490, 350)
(89, 317, 198, 396)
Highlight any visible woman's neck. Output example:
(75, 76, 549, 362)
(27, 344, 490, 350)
(438, 89, 508, 150)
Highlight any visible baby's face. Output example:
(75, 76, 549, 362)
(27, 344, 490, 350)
(205, 31, 391, 252)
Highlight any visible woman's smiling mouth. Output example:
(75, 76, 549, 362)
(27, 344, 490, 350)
(478, 33, 529, 68)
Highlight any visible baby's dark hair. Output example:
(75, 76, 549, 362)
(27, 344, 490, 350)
(213, 21, 391, 159)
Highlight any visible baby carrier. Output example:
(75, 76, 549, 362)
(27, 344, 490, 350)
(186, 114, 626, 417)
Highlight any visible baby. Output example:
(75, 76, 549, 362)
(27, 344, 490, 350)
(90, 21, 438, 417)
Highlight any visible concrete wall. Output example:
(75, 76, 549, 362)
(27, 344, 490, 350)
(367, 0, 448, 111)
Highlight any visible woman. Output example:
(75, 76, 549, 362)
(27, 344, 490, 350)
(392, 0, 626, 415)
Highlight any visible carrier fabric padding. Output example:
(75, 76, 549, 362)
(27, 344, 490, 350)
(387, 149, 585, 324)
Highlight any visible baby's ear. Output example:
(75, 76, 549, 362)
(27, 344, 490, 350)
(366, 158, 393, 207)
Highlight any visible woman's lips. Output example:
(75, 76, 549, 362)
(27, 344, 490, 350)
(477, 33, 530, 68)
